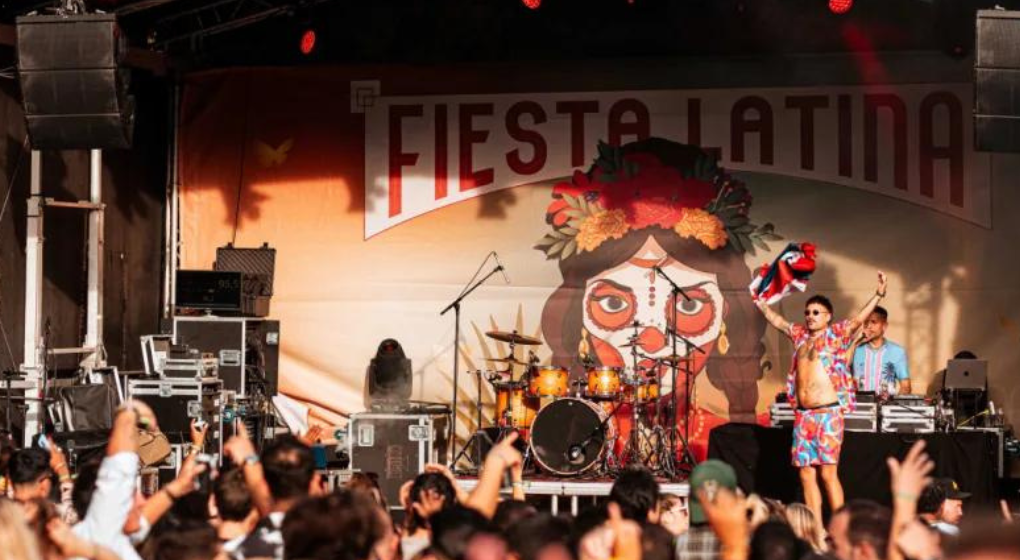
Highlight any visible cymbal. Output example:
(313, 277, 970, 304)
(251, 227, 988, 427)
(656, 354, 692, 365)
(485, 330, 542, 346)
(485, 356, 529, 366)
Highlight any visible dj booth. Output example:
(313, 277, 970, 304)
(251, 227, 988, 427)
(708, 423, 999, 506)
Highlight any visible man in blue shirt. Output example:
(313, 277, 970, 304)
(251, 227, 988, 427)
(852, 306, 911, 395)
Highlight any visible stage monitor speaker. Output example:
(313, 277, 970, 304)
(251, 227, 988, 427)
(15, 13, 134, 150)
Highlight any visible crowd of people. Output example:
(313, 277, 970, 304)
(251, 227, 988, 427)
(0, 401, 1016, 560)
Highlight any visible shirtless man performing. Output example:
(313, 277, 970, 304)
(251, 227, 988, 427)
(755, 271, 888, 523)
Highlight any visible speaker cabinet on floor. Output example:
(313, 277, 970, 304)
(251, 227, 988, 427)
(15, 13, 134, 150)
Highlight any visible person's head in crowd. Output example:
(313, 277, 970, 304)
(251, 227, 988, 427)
(749, 521, 811, 560)
(641, 523, 675, 560)
(408, 471, 458, 530)
(72, 458, 147, 537)
(804, 295, 835, 332)
(657, 494, 688, 537)
(347, 471, 388, 509)
(946, 514, 1020, 560)
(0, 498, 42, 560)
(493, 500, 538, 534)
(828, 500, 892, 560)
(918, 478, 969, 529)
(506, 512, 572, 560)
(953, 350, 977, 360)
(862, 306, 889, 344)
(689, 459, 739, 526)
(210, 467, 258, 539)
(0, 433, 17, 491)
(7, 448, 53, 502)
(143, 521, 228, 560)
(283, 489, 394, 560)
(429, 505, 501, 560)
(608, 467, 660, 523)
(262, 434, 319, 510)
(785, 503, 827, 553)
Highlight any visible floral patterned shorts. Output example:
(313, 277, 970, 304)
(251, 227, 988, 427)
(791, 404, 844, 467)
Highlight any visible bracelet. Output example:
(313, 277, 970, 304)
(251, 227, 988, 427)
(59, 474, 72, 484)
(894, 491, 917, 501)
(511, 481, 524, 488)
(876, 290, 886, 298)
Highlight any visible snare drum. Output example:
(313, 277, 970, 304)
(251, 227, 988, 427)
(584, 366, 623, 399)
(493, 382, 538, 429)
(626, 380, 660, 403)
(527, 366, 570, 398)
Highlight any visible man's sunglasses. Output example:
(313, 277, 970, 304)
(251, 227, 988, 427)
(804, 309, 829, 316)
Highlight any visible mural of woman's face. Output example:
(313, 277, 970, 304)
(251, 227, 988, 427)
(582, 236, 724, 378)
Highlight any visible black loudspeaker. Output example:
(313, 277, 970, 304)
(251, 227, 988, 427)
(15, 14, 134, 150)
(975, 10, 1020, 152)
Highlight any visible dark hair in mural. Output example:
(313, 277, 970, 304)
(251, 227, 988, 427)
(538, 138, 768, 423)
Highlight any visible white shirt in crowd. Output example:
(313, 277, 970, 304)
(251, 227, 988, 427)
(71, 451, 142, 560)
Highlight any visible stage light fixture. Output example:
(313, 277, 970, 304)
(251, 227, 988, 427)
(829, 0, 853, 14)
(521, 0, 541, 9)
(300, 29, 316, 55)
(368, 338, 412, 404)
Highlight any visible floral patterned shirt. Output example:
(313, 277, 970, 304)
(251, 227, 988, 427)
(785, 319, 857, 413)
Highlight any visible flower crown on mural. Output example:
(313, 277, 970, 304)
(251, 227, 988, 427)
(535, 141, 781, 260)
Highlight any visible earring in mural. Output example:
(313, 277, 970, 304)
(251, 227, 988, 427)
(579, 327, 591, 358)
(718, 322, 730, 355)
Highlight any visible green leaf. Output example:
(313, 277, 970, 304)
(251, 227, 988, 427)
(549, 239, 566, 256)
(763, 233, 784, 241)
(728, 215, 750, 228)
(739, 233, 757, 256)
(752, 236, 770, 252)
(534, 234, 559, 248)
(560, 227, 579, 236)
(728, 230, 746, 253)
(561, 208, 585, 218)
(733, 224, 755, 234)
(550, 229, 568, 240)
(561, 239, 577, 259)
(578, 196, 589, 214)
(561, 193, 579, 209)
(567, 219, 583, 229)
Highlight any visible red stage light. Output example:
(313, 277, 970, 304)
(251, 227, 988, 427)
(522, 0, 541, 9)
(829, 0, 853, 14)
(300, 29, 316, 55)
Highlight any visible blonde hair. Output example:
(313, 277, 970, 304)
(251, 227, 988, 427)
(0, 499, 43, 560)
(785, 503, 827, 553)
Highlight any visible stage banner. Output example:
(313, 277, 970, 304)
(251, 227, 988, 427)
(179, 67, 1011, 462)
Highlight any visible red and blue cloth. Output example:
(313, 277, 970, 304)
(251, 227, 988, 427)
(748, 242, 817, 305)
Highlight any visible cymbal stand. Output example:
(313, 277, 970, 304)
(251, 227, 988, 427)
(653, 266, 703, 478)
(619, 321, 653, 469)
(454, 338, 517, 470)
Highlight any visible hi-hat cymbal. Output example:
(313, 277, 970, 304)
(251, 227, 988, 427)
(485, 330, 543, 346)
(486, 356, 529, 366)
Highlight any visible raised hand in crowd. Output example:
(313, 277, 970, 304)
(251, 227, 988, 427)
(607, 502, 642, 560)
(465, 431, 523, 518)
(223, 420, 273, 516)
(698, 486, 750, 560)
(887, 439, 934, 560)
(189, 418, 209, 454)
(140, 450, 210, 526)
(298, 424, 324, 446)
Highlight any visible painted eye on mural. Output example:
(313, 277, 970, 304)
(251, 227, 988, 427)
(667, 287, 716, 337)
(595, 295, 630, 314)
(586, 281, 637, 331)
(677, 299, 704, 315)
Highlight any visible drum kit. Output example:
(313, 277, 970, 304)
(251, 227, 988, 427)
(456, 321, 697, 479)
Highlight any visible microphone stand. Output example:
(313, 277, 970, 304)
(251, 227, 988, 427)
(653, 266, 703, 478)
(441, 261, 504, 471)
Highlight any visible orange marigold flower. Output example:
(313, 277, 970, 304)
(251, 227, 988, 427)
(576, 209, 629, 253)
(674, 208, 727, 250)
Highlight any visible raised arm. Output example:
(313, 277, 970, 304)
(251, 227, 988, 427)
(755, 299, 791, 334)
(847, 271, 888, 330)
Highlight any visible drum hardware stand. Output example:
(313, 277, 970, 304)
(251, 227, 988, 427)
(440, 254, 506, 470)
(653, 265, 702, 478)
(619, 321, 657, 470)
(452, 368, 500, 471)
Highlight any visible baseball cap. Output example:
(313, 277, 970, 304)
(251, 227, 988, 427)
(934, 478, 971, 500)
(689, 459, 739, 524)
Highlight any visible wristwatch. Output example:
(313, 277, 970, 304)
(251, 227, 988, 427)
(243, 454, 260, 466)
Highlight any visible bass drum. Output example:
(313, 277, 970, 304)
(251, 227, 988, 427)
(529, 397, 607, 476)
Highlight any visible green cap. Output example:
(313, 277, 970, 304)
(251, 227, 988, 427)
(689, 459, 738, 524)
